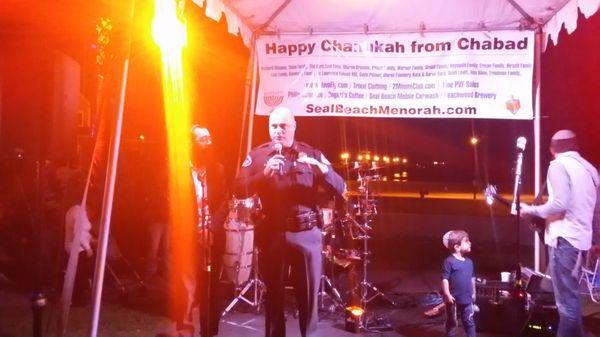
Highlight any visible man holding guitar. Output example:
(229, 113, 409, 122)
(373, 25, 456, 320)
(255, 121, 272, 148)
(483, 184, 546, 239)
(519, 130, 599, 337)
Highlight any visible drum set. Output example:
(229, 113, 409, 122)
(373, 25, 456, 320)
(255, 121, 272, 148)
(220, 161, 394, 323)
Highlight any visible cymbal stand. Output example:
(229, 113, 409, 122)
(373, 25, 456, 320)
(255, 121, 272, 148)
(221, 246, 266, 316)
(351, 172, 396, 328)
(350, 217, 396, 309)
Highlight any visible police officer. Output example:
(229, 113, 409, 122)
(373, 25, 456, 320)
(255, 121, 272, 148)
(235, 107, 345, 337)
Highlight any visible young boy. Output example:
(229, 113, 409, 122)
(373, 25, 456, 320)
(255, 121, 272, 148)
(441, 230, 476, 337)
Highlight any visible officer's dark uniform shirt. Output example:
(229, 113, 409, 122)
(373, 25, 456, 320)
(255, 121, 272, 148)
(235, 141, 345, 230)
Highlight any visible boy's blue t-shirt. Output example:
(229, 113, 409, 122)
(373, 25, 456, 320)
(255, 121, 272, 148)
(442, 255, 474, 304)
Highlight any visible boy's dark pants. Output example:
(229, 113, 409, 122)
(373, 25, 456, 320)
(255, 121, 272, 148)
(445, 302, 476, 337)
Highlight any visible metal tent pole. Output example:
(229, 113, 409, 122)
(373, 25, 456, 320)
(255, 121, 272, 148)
(88, 3, 134, 335)
(88, 55, 129, 337)
(237, 36, 257, 171)
(245, 40, 259, 155)
(533, 29, 543, 272)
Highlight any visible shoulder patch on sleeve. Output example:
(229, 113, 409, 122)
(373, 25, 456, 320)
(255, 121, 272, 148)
(242, 155, 252, 167)
(320, 153, 331, 166)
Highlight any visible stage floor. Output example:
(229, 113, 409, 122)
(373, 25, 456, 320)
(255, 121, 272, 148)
(1, 269, 600, 336)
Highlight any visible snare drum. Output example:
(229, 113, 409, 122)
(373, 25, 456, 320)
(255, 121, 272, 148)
(228, 195, 261, 223)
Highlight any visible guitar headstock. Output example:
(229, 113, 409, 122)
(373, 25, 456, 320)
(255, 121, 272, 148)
(483, 184, 497, 205)
(95, 17, 113, 69)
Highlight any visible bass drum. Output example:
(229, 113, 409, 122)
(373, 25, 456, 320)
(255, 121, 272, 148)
(222, 196, 260, 286)
(322, 213, 362, 268)
(223, 220, 253, 286)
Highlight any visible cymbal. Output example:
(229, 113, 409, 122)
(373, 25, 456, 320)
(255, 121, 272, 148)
(323, 246, 361, 268)
(357, 174, 381, 181)
(347, 163, 388, 172)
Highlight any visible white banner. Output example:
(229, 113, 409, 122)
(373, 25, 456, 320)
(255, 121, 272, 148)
(256, 31, 534, 119)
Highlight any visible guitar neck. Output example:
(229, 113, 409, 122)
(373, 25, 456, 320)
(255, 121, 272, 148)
(492, 193, 512, 208)
(485, 185, 546, 234)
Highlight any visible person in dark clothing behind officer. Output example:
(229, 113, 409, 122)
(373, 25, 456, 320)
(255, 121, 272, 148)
(163, 126, 230, 337)
(191, 126, 230, 337)
(235, 107, 345, 337)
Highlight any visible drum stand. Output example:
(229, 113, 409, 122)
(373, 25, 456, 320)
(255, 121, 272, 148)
(350, 172, 396, 329)
(318, 249, 346, 313)
(353, 223, 396, 309)
(222, 246, 265, 316)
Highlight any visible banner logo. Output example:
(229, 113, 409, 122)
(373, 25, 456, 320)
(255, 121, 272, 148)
(263, 92, 284, 107)
(505, 96, 521, 114)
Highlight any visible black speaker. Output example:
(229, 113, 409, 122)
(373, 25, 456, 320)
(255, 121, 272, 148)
(521, 267, 557, 337)
(475, 281, 527, 335)
(47, 50, 80, 162)
(476, 296, 528, 334)
(1, 47, 79, 162)
(475, 278, 558, 336)
(522, 302, 558, 336)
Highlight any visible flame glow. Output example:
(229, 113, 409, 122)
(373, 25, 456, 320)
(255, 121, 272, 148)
(153, 0, 196, 319)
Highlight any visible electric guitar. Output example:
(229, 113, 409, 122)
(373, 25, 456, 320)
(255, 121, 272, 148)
(483, 184, 546, 235)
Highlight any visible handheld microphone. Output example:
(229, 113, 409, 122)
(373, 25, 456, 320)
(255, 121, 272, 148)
(273, 143, 283, 174)
(511, 137, 527, 215)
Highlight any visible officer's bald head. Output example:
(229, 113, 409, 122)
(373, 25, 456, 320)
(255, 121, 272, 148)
(269, 107, 296, 147)
(270, 107, 295, 125)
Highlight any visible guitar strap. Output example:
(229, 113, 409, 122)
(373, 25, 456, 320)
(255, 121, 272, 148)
(560, 153, 599, 188)
(557, 153, 600, 250)
(532, 181, 547, 206)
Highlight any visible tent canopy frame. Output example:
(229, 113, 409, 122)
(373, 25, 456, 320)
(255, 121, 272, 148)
(195, 0, 599, 272)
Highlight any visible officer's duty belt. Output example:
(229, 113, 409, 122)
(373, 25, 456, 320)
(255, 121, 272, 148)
(284, 211, 319, 232)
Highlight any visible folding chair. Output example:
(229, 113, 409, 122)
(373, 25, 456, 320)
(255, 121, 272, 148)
(579, 256, 600, 303)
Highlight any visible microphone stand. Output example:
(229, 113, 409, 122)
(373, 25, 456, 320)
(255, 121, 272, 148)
(511, 150, 524, 294)
(32, 158, 47, 337)
(514, 180, 523, 294)
(198, 172, 212, 337)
